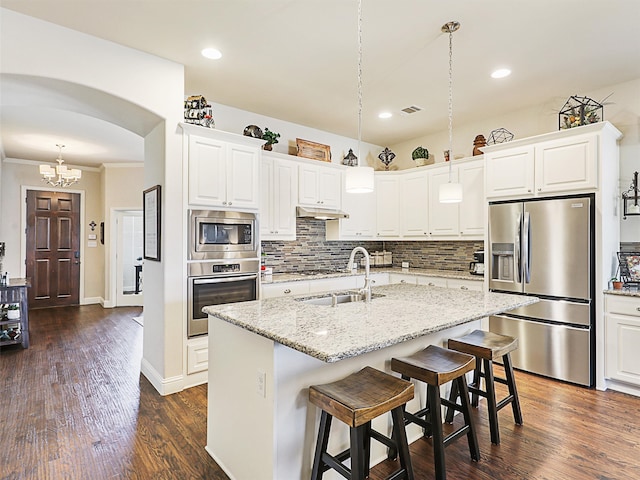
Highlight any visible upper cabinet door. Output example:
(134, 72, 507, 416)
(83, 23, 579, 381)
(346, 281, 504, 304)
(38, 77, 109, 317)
(485, 146, 535, 198)
(535, 134, 597, 194)
(226, 144, 260, 209)
(188, 135, 227, 206)
(375, 175, 401, 237)
(401, 170, 429, 237)
(428, 165, 459, 236)
(459, 160, 485, 236)
(298, 163, 342, 208)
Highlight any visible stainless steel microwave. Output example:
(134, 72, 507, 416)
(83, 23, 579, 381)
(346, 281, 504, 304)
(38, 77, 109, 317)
(189, 210, 258, 260)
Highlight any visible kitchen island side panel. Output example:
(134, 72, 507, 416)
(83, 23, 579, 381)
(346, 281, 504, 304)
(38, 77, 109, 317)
(208, 315, 481, 480)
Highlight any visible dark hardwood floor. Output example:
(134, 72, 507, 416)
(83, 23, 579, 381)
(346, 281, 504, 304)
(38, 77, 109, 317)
(1, 305, 639, 479)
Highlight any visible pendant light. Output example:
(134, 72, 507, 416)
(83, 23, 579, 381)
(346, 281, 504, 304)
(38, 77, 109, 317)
(345, 0, 374, 193)
(39, 144, 82, 187)
(439, 21, 463, 204)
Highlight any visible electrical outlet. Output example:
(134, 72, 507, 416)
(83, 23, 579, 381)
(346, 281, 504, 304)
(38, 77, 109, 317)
(256, 370, 266, 397)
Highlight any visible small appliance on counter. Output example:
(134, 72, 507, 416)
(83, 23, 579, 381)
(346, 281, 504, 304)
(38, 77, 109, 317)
(366, 251, 393, 267)
(469, 250, 485, 276)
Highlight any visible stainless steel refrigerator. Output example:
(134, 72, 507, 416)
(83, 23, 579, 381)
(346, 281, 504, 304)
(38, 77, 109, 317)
(488, 194, 594, 386)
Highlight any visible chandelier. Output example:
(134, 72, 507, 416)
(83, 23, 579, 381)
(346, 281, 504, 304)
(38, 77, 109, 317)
(39, 144, 82, 187)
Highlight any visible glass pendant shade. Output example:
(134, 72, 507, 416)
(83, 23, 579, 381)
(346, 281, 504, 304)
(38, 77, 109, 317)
(345, 166, 374, 193)
(439, 181, 463, 203)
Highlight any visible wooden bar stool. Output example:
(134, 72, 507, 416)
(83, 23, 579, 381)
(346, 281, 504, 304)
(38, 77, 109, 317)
(445, 329, 523, 445)
(390, 345, 480, 480)
(309, 366, 415, 480)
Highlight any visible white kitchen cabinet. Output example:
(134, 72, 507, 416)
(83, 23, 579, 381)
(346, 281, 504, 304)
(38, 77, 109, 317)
(428, 164, 460, 237)
(375, 174, 401, 238)
(261, 281, 310, 299)
(261, 155, 297, 240)
(447, 278, 483, 291)
(401, 170, 430, 238)
(485, 124, 607, 200)
(485, 146, 535, 198)
(307, 276, 358, 294)
(388, 273, 417, 285)
(326, 172, 376, 240)
(458, 160, 485, 236)
(605, 295, 640, 390)
(416, 276, 448, 287)
(298, 163, 342, 209)
(534, 134, 597, 194)
(184, 125, 262, 209)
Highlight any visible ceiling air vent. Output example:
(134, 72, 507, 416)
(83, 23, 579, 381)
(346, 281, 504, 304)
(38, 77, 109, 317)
(400, 105, 423, 116)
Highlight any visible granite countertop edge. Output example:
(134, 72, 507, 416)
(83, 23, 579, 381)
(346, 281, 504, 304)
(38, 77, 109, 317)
(603, 288, 640, 298)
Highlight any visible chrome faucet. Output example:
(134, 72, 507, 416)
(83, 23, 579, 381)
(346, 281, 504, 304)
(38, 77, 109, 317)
(348, 246, 372, 302)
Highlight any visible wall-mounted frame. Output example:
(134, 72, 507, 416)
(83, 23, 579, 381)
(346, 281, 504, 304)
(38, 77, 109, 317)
(143, 185, 161, 261)
(617, 251, 640, 287)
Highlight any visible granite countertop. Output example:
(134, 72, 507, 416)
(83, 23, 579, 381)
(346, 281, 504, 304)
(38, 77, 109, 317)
(262, 267, 483, 284)
(204, 283, 536, 363)
(604, 288, 640, 298)
(1, 278, 31, 288)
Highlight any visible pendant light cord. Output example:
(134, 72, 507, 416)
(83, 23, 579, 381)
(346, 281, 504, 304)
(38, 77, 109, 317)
(447, 25, 454, 182)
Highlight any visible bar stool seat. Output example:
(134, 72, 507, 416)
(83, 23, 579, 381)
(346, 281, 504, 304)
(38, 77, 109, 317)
(309, 366, 415, 480)
(391, 345, 480, 480)
(445, 329, 523, 445)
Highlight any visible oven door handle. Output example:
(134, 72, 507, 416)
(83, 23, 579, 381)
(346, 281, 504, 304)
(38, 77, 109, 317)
(193, 274, 258, 285)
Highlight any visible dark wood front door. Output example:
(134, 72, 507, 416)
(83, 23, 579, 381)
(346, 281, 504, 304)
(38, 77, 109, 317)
(26, 190, 81, 308)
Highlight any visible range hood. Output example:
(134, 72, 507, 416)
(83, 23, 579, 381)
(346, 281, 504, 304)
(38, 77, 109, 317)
(296, 206, 349, 220)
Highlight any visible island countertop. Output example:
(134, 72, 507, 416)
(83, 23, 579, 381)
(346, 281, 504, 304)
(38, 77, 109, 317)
(204, 283, 537, 363)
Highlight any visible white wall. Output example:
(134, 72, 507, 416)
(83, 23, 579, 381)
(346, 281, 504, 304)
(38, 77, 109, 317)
(390, 77, 640, 241)
(1, 8, 185, 395)
(210, 102, 383, 168)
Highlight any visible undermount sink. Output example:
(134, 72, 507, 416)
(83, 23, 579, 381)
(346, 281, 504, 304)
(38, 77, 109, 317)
(297, 291, 383, 306)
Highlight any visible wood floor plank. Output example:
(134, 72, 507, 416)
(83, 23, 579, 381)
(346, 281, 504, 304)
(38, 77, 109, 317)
(2, 304, 640, 479)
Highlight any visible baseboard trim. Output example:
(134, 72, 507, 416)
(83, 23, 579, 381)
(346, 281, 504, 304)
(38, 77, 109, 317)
(140, 357, 184, 396)
(82, 296, 104, 306)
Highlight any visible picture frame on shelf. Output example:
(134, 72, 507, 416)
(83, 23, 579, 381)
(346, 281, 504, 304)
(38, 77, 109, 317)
(296, 138, 331, 162)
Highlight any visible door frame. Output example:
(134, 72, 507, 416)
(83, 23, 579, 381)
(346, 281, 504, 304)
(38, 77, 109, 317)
(20, 185, 86, 304)
(110, 208, 144, 307)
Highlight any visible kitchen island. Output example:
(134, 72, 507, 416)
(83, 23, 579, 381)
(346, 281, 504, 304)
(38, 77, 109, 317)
(204, 283, 537, 479)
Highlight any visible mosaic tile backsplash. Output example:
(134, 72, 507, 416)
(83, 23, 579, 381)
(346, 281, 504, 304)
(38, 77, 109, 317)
(261, 218, 483, 273)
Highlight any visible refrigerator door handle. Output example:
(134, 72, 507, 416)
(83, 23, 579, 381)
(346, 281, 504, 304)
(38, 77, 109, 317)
(523, 211, 531, 283)
(515, 212, 522, 282)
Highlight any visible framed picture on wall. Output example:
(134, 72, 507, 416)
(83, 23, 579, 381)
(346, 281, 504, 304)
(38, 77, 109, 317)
(143, 185, 161, 261)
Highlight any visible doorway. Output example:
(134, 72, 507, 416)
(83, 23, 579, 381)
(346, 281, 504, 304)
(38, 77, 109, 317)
(114, 210, 144, 307)
(25, 189, 81, 308)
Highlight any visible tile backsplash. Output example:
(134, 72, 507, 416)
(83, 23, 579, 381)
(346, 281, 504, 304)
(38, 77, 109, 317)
(261, 218, 483, 273)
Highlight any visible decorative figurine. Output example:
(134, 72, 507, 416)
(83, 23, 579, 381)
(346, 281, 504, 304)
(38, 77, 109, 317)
(343, 149, 358, 167)
(472, 134, 486, 156)
(378, 147, 396, 170)
(243, 125, 263, 138)
(487, 128, 514, 145)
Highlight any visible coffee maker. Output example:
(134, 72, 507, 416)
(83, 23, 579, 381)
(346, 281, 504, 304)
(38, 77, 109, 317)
(469, 250, 485, 276)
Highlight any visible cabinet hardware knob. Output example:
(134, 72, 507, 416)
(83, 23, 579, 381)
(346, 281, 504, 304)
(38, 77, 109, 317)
(527, 189, 531, 193)
(537, 188, 541, 192)
(228, 202, 232, 205)
(400, 280, 406, 283)
(460, 286, 468, 290)
(428, 282, 435, 286)
(636, 307, 640, 312)
(284, 289, 291, 294)
(223, 201, 227, 205)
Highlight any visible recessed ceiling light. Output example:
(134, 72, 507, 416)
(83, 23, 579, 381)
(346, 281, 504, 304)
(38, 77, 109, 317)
(378, 112, 392, 119)
(491, 68, 511, 79)
(201, 48, 222, 60)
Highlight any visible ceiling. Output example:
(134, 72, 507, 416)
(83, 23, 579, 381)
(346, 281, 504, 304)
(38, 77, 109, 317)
(1, 0, 640, 167)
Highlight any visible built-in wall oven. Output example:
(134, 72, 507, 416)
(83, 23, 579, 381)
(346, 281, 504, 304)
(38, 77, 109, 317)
(187, 210, 259, 338)
(187, 259, 259, 337)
